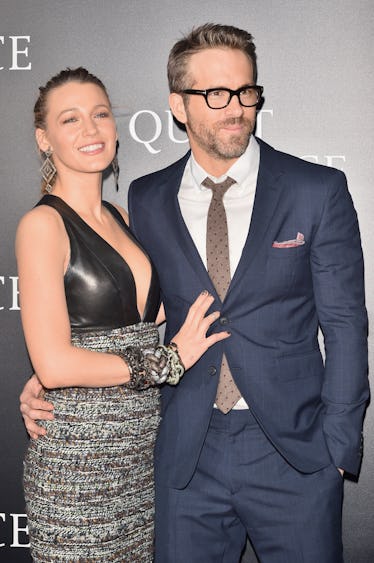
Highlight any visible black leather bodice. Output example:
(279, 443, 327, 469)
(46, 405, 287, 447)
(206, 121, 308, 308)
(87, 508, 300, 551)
(36, 195, 160, 331)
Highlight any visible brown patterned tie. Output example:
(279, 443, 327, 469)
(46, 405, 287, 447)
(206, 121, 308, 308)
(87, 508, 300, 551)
(203, 176, 242, 413)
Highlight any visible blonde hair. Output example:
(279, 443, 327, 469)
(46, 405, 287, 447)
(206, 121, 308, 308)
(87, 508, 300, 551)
(34, 67, 111, 193)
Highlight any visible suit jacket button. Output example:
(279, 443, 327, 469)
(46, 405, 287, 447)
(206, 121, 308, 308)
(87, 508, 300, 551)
(219, 316, 229, 326)
(209, 366, 217, 376)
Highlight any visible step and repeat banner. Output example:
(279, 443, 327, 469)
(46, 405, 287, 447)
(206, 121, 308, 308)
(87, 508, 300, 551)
(1, 1, 373, 561)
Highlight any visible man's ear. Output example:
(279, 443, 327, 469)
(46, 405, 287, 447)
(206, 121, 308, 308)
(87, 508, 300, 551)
(169, 93, 187, 125)
(35, 128, 52, 153)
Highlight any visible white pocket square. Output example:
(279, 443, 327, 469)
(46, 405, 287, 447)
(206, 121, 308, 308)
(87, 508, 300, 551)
(272, 232, 305, 248)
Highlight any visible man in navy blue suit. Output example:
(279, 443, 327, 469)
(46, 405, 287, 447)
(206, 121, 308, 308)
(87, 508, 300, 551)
(22, 23, 368, 562)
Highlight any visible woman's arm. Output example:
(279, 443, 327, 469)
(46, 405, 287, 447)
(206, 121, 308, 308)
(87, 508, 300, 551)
(16, 206, 131, 389)
(156, 303, 166, 325)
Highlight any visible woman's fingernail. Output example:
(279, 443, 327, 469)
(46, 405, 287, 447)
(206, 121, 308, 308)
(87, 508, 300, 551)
(201, 290, 208, 295)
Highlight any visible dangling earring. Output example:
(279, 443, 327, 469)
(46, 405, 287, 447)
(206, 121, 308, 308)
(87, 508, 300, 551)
(112, 155, 119, 191)
(40, 148, 57, 193)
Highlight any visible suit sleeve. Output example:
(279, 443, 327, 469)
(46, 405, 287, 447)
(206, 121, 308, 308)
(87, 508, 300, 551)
(311, 169, 369, 475)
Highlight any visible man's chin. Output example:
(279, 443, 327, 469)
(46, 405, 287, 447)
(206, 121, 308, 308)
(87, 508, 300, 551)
(215, 139, 250, 160)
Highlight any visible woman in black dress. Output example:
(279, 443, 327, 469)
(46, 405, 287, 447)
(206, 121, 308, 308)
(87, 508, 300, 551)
(17, 67, 228, 562)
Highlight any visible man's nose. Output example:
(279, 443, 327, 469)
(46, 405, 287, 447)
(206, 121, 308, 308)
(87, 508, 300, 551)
(225, 93, 244, 116)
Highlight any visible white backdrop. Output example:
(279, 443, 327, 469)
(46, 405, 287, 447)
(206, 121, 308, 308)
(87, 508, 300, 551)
(0, 1, 373, 561)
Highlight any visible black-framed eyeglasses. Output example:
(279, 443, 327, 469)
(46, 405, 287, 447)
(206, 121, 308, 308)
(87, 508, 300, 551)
(181, 85, 263, 109)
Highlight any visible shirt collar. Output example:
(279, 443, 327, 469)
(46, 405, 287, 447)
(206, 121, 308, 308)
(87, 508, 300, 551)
(190, 135, 260, 190)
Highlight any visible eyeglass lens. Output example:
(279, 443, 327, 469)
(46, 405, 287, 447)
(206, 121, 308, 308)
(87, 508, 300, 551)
(207, 88, 259, 108)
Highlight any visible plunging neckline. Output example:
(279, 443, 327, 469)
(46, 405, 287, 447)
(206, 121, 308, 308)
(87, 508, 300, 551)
(45, 194, 154, 322)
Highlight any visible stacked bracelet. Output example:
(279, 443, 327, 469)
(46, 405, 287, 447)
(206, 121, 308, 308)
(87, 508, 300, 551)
(143, 346, 171, 384)
(163, 341, 185, 385)
(118, 346, 155, 390)
(117, 341, 185, 390)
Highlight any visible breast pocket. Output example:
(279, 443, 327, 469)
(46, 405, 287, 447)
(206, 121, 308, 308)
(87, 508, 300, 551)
(268, 244, 308, 260)
(264, 244, 310, 295)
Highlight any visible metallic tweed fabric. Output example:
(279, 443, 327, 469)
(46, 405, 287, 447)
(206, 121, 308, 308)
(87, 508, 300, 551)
(24, 323, 161, 562)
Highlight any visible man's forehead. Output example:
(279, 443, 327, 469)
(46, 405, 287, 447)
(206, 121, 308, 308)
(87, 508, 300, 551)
(186, 48, 254, 84)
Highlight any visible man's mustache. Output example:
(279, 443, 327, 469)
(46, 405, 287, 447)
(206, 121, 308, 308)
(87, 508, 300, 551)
(217, 117, 251, 128)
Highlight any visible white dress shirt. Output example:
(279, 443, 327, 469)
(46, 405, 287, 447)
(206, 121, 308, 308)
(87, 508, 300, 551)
(178, 136, 260, 276)
(178, 136, 260, 408)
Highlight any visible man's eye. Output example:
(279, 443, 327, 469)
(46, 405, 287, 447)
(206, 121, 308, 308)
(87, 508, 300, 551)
(210, 90, 225, 97)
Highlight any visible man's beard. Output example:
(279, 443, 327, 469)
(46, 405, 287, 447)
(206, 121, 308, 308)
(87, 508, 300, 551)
(186, 116, 254, 160)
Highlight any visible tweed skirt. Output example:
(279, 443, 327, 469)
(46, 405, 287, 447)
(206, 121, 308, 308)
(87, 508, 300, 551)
(24, 323, 161, 562)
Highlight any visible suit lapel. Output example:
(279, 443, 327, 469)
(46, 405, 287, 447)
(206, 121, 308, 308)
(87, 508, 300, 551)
(162, 153, 218, 296)
(161, 142, 287, 301)
(228, 140, 286, 296)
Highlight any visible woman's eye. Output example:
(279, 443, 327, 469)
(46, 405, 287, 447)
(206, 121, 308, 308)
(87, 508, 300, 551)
(95, 112, 110, 119)
(62, 117, 77, 124)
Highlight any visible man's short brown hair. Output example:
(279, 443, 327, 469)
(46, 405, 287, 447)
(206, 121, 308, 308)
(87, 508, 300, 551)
(167, 23, 258, 93)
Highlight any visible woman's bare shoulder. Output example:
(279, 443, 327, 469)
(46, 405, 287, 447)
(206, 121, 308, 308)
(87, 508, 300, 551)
(16, 203, 66, 246)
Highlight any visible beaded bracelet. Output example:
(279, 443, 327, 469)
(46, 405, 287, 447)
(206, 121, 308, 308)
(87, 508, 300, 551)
(117, 341, 185, 390)
(118, 346, 155, 390)
(143, 346, 170, 384)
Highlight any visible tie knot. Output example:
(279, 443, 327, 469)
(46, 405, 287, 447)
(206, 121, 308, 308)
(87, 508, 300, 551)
(202, 176, 236, 199)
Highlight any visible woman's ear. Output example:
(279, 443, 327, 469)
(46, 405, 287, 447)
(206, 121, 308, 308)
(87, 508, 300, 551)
(35, 128, 51, 153)
(168, 93, 187, 125)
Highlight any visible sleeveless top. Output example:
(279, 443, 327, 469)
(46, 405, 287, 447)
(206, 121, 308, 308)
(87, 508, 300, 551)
(36, 195, 160, 331)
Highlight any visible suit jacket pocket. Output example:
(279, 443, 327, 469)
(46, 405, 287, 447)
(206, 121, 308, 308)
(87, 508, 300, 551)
(268, 244, 308, 259)
(276, 349, 323, 381)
